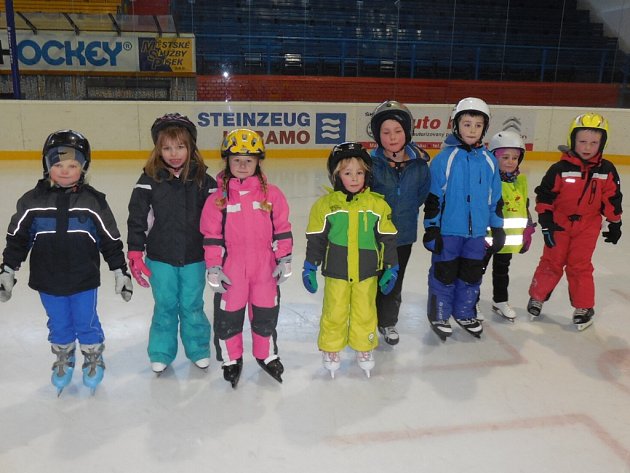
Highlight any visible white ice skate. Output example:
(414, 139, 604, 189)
(151, 362, 168, 376)
(356, 350, 375, 378)
(322, 351, 340, 378)
(492, 301, 517, 322)
(194, 358, 210, 370)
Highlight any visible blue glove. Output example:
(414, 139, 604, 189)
(539, 211, 564, 248)
(423, 226, 443, 254)
(302, 261, 318, 294)
(379, 265, 399, 295)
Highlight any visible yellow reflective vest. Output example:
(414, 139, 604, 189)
(486, 174, 530, 254)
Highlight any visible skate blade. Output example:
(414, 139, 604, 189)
(576, 320, 594, 331)
(56, 387, 64, 397)
(362, 370, 371, 378)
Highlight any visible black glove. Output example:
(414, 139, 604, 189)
(538, 211, 564, 248)
(487, 227, 506, 254)
(602, 220, 622, 244)
(423, 226, 443, 254)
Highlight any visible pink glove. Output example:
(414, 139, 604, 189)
(128, 251, 152, 288)
(520, 223, 537, 254)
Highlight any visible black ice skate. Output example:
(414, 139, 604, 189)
(527, 298, 543, 320)
(257, 357, 284, 384)
(573, 308, 594, 331)
(222, 358, 243, 389)
(429, 320, 453, 342)
(454, 318, 483, 338)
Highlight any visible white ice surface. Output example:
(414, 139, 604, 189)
(1, 158, 630, 473)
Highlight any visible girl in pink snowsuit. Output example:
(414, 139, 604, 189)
(200, 128, 292, 388)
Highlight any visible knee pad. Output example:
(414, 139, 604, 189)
(434, 259, 459, 284)
(251, 305, 280, 337)
(213, 303, 246, 340)
(459, 257, 485, 284)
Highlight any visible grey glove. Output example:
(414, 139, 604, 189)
(0, 264, 16, 302)
(206, 266, 232, 293)
(272, 256, 292, 284)
(114, 268, 133, 302)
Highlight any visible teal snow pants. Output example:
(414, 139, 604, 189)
(146, 259, 211, 365)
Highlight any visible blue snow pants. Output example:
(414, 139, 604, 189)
(146, 259, 211, 365)
(427, 235, 486, 322)
(40, 288, 104, 345)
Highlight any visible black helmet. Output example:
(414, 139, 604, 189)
(369, 100, 414, 147)
(327, 142, 372, 190)
(150, 113, 197, 144)
(42, 130, 91, 177)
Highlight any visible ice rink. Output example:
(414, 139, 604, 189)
(1, 156, 630, 473)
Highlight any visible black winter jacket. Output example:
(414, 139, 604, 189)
(127, 165, 217, 266)
(2, 179, 126, 295)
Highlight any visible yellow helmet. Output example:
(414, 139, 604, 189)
(567, 113, 609, 151)
(220, 128, 265, 159)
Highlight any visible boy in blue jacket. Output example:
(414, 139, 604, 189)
(423, 97, 505, 341)
(369, 100, 431, 345)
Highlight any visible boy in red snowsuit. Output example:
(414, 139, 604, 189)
(527, 113, 622, 330)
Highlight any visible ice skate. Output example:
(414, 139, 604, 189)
(257, 356, 284, 384)
(356, 350, 375, 378)
(430, 319, 453, 342)
(322, 351, 341, 378)
(475, 302, 484, 322)
(573, 308, 594, 331)
(222, 358, 243, 389)
(81, 343, 105, 395)
(492, 301, 517, 322)
(378, 326, 400, 345)
(151, 362, 168, 376)
(193, 357, 210, 370)
(527, 297, 543, 320)
(51, 343, 76, 397)
(454, 318, 483, 338)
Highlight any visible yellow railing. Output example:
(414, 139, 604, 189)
(0, 0, 121, 14)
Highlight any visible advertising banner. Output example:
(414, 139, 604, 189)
(0, 31, 195, 74)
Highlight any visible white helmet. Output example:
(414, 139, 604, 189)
(489, 130, 525, 164)
(451, 97, 491, 141)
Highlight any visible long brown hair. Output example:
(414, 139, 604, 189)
(144, 126, 207, 187)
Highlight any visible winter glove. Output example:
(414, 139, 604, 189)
(602, 220, 622, 244)
(113, 268, 133, 302)
(539, 211, 565, 248)
(0, 264, 16, 303)
(423, 226, 443, 254)
(379, 264, 399, 296)
(302, 261, 318, 294)
(206, 266, 232, 293)
(272, 256, 293, 284)
(486, 227, 506, 255)
(520, 223, 537, 254)
(128, 251, 152, 288)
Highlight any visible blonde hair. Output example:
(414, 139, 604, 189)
(215, 156, 272, 212)
(144, 126, 207, 187)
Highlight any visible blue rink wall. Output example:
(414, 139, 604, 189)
(1, 100, 629, 164)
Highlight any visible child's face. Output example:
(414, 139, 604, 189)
(573, 129, 602, 160)
(338, 157, 366, 194)
(495, 148, 521, 174)
(457, 114, 485, 145)
(160, 136, 189, 170)
(49, 159, 82, 187)
(229, 154, 258, 179)
(379, 119, 406, 154)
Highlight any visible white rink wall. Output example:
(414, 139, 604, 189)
(0, 100, 629, 161)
